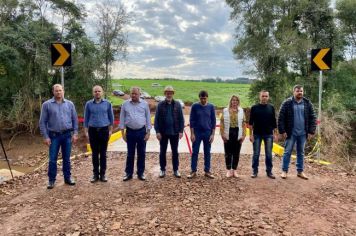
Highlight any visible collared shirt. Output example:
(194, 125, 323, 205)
(119, 98, 152, 131)
(39, 97, 78, 139)
(292, 99, 305, 136)
(84, 99, 114, 128)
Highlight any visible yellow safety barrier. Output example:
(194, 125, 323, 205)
(247, 128, 330, 166)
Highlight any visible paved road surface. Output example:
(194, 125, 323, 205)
(108, 115, 253, 154)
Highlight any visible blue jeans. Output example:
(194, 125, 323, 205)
(282, 135, 306, 172)
(48, 131, 72, 182)
(252, 134, 274, 174)
(125, 127, 146, 176)
(191, 130, 212, 172)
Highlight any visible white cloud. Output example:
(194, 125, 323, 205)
(186, 4, 199, 14)
(212, 33, 232, 43)
(78, 0, 251, 79)
(143, 38, 176, 49)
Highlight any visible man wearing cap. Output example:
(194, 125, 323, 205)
(154, 86, 185, 178)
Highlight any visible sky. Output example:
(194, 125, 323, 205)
(79, 0, 251, 80)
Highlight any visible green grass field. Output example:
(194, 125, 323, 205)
(110, 79, 251, 108)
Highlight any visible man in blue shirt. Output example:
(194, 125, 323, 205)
(188, 90, 216, 179)
(84, 85, 114, 183)
(119, 87, 151, 181)
(154, 86, 185, 178)
(278, 85, 316, 180)
(39, 84, 78, 189)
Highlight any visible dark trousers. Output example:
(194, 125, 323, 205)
(125, 127, 146, 176)
(89, 126, 110, 177)
(159, 134, 179, 171)
(224, 127, 242, 170)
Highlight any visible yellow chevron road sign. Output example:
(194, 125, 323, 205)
(51, 43, 71, 67)
(311, 48, 332, 71)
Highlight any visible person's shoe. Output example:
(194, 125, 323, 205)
(233, 170, 239, 178)
(297, 172, 309, 180)
(205, 172, 215, 179)
(47, 181, 55, 189)
(123, 175, 133, 181)
(173, 170, 181, 178)
(159, 170, 166, 178)
(64, 178, 76, 186)
(281, 171, 288, 179)
(251, 173, 258, 178)
(138, 174, 146, 181)
(90, 175, 99, 183)
(187, 172, 197, 179)
(226, 170, 233, 178)
(267, 173, 276, 179)
(100, 175, 108, 182)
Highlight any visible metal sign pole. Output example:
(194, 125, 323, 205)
(0, 134, 14, 179)
(317, 70, 322, 162)
(61, 67, 64, 88)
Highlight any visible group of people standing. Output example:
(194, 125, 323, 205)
(39, 83, 316, 189)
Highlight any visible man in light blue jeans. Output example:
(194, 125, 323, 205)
(278, 85, 316, 180)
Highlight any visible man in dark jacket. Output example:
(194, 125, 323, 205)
(154, 86, 185, 178)
(278, 85, 316, 180)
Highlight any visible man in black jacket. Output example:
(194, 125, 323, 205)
(278, 85, 316, 180)
(154, 86, 185, 178)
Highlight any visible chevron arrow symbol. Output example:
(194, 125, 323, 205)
(53, 43, 70, 66)
(313, 48, 330, 70)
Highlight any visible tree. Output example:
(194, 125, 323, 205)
(226, 0, 342, 108)
(94, 0, 129, 93)
(336, 0, 356, 59)
(0, 0, 105, 133)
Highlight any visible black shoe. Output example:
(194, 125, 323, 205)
(138, 174, 146, 181)
(64, 178, 76, 186)
(123, 175, 133, 181)
(100, 175, 108, 182)
(174, 170, 181, 178)
(251, 173, 258, 178)
(90, 175, 99, 183)
(159, 170, 166, 178)
(47, 181, 55, 189)
(267, 173, 276, 179)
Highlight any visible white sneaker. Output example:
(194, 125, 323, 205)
(226, 170, 233, 178)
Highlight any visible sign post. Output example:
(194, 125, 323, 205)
(311, 48, 332, 162)
(51, 43, 72, 88)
